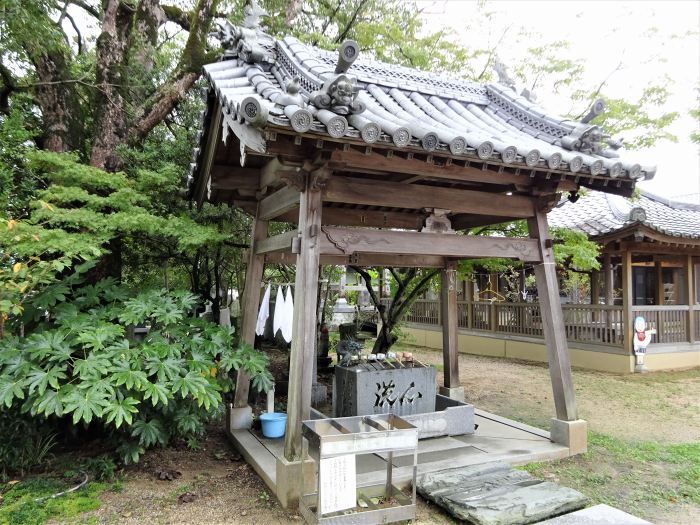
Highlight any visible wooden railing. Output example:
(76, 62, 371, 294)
(384, 299, 698, 347)
(400, 299, 624, 346)
(632, 305, 690, 344)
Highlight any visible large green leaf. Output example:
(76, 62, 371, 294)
(63, 387, 109, 425)
(142, 380, 170, 407)
(103, 395, 139, 428)
(0, 377, 25, 408)
(110, 363, 148, 390)
(23, 365, 67, 395)
(131, 418, 168, 447)
(73, 353, 112, 380)
(33, 388, 64, 417)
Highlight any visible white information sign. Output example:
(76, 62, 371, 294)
(319, 454, 356, 515)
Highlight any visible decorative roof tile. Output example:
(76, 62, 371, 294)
(193, 12, 656, 186)
(548, 190, 700, 239)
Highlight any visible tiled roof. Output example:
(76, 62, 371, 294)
(548, 190, 700, 240)
(189, 19, 656, 191)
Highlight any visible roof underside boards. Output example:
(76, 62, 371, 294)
(548, 190, 700, 241)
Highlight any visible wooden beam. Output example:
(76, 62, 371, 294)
(233, 205, 267, 409)
(264, 252, 447, 267)
(323, 176, 536, 217)
(451, 214, 521, 230)
(272, 206, 425, 230)
(255, 230, 297, 254)
(329, 148, 530, 186)
(441, 261, 459, 389)
(285, 177, 323, 461)
(259, 157, 306, 191)
(320, 227, 542, 262)
(258, 185, 300, 220)
(210, 166, 260, 190)
(528, 210, 578, 422)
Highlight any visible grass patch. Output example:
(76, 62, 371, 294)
(0, 477, 106, 525)
(521, 431, 700, 518)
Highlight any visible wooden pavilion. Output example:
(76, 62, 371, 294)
(187, 5, 654, 507)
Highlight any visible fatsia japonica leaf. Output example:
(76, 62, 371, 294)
(33, 388, 64, 417)
(76, 322, 124, 351)
(117, 441, 145, 465)
(131, 418, 168, 447)
(0, 377, 25, 408)
(103, 395, 139, 428)
(174, 410, 203, 436)
(73, 353, 112, 380)
(63, 387, 109, 425)
(172, 372, 209, 399)
(145, 356, 183, 382)
(142, 380, 170, 407)
(24, 365, 67, 395)
(110, 363, 148, 390)
(25, 331, 71, 361)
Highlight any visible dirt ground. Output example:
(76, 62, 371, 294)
(72, 425, 454, 525)
(407, 346, 700, 443)
(67, 346, 699, 525)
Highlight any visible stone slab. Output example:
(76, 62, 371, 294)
(418, 462, 587, 525)
(537, 504, 652, 524)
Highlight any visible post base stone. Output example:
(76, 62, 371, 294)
(275, 456, 317, 509)
(439, 386, 465, 402)
(550, 418, 587, 456)
(226, 404, 253, 431)
(634, 363, 649, 373)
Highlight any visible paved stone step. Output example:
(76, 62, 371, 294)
(417, 462, 588, 525)
(536, 504, 652, 524)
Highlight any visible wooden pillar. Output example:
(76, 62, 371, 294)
(233, 207, 268, 409)
(590, 270, 600, 305)
(465, 278, 474, 330)
(528, 210, 578, 422)
(590, 269, 600, 323)
(603, 253, 614, 306)
(685, 255, 696, 343)
(440, 261, 459, 389)
(622, 250, 634, 355)
(655, 260, 664, 305)
(284, 175, 322, 461)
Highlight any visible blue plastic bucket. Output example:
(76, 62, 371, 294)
(259, 412, 287, 438)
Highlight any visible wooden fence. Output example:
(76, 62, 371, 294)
(396, 299, 700, 348)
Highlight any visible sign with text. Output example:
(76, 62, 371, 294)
(319, 454, 356, 515)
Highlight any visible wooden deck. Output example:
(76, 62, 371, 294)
(228, 408, 571, 501)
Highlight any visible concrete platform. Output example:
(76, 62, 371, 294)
(227, 408, 571, 507)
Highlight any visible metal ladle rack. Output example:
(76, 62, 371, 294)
(300, 414, 418, 524)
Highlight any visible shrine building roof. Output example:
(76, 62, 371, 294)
(548, 190, 700, 242)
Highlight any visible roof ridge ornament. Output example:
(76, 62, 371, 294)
(309, 40, 366, 116)
(560, 99, 624, 158)
(493, 57, 516, 91)
(214, 0, 273, 63)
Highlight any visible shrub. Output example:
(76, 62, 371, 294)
(0, 280, 272, 465)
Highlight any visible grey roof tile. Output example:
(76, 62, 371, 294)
(548, 190, 700, 239)
(195, 29, 654, 186)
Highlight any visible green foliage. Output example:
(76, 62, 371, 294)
(0, 477, 106, 525)
(0, 408, 57, 482)
(0, 279, 273, 467)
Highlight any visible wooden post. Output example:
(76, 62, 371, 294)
(528, 210, 578, 422)
(284, 175, 322, 461)
(440, 261, 459, 389)
(233, 207, 268, 410)
(655, 259, 664, 305)
(622, 250, 633, 356)
(590, 269, 600, 322)
(465, 279, 474, 330)
(603, 253, 614, 306)
(685, 255, 695, 343)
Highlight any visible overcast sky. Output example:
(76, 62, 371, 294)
(418, 0, 700, 203)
